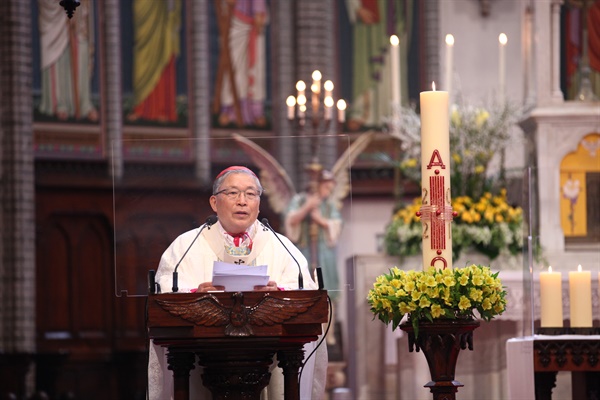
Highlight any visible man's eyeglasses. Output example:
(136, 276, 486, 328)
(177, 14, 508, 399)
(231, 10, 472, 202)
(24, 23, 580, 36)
(213, 188, 261, 201)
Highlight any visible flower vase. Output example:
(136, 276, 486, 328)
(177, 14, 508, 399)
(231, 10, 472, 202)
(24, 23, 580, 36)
(400, 318, 480, 400)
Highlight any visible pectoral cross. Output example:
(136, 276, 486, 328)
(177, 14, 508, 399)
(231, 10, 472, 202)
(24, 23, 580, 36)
(234, 259, 245, 265)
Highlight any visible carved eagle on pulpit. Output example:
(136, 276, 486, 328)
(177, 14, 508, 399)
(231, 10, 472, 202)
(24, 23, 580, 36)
(155, 292, 321, 337)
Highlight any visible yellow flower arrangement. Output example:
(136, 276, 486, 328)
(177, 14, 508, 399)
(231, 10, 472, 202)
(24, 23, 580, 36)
(384, 189, 524, 260)
(367, 265, 507, 335)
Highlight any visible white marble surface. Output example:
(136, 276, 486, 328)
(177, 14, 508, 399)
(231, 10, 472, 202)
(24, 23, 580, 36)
(506, 335, 600, 400)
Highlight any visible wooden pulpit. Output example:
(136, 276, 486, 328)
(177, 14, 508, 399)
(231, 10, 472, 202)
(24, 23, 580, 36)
(147, 289, 329, 400)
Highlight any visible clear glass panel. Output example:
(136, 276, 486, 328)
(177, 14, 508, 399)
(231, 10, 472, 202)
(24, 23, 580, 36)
(113, 135, 352, 299)
(522, 166, 538, 337)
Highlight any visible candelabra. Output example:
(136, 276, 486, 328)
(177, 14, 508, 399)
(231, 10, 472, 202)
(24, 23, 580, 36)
(285, 69, 346, 186)
(285, 70, 346, 273)
(59, 0, 80, 18)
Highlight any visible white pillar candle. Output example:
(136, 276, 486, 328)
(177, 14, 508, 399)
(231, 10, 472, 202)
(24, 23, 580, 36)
(336, 99, 346, 123)
(286, 95, 296, 120)
(569, 264, 592, 327)
(390, 35, 401, 108)
(419, 84, 451, 270)
(311, 70, 321, 117)
(498, 33, 507, 102)
(445, 34, 454, 98)
(540, 266, 563, 327)
(324, 96, 333, 120)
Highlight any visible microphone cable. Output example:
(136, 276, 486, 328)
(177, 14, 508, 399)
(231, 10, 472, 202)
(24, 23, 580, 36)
(297, 293, 333, 394)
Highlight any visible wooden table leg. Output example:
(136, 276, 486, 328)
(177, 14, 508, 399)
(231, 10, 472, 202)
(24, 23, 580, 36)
(534, 371, 557, 400)
(167, 351, 196, 400)
(277, 349, 305, 400)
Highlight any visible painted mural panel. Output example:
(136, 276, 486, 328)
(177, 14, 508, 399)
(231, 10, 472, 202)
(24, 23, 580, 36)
(122, 0, 187, 125)
(562, 1, 600, 101)
(33, 0, 100, 123)
(339, 0, 415, 132)
(560, 133, 600, 238)
(209, 0, 271, 130)
(31, 0, 103, 158)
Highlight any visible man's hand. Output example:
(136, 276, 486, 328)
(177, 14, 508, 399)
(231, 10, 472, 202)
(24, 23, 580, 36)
(254, 280, 278, 292)
(197, 282, 225, 292)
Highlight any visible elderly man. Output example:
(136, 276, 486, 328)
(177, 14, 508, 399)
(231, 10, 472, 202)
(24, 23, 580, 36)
(148, 166, 327, 400)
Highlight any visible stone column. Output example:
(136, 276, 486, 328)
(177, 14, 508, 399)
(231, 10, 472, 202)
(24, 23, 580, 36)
(103, 0, 123, 179)
(533, 0, 565, 106)
(424, 0, 440, 90)
(550, 0, 564, 102)
(271, 0, 299, 184)
(0, 0, 36, 397)
(190, 0, 212, 186)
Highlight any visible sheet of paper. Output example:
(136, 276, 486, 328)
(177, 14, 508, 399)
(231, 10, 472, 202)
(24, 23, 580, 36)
(213, 261, 268, 276)
(212, 261, 269, 291)
(212, 274, 270, 292)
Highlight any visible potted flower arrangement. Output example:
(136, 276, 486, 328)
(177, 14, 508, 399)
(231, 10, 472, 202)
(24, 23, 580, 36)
(367, 264, 507, 336)
(373, 97, 516, 400)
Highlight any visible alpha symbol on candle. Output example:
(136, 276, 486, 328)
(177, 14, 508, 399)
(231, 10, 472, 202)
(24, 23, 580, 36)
(426, 149, 446, 170)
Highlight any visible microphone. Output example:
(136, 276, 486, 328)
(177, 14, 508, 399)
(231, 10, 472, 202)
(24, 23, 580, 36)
(172, 215, 218, 292)
(261, 218, 304, 290)
(316, 267, 324, 290)
(148, 269, 157, 294)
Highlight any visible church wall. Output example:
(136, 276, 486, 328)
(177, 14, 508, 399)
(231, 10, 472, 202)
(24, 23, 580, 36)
(440, 0, 527, 179)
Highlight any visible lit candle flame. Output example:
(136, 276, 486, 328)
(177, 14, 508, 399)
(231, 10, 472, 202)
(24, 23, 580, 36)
(432, 81, 436, 91)
(324, 80, 334, 92)
(445, 34, 454, 46)
(312, 70, 322, 81)
(390, 35, 399, 46)
(499, 33, 508, 45)
(286, 95, 296, 107)
(548, 266, 553, 273)
(577, 264, 582, 272)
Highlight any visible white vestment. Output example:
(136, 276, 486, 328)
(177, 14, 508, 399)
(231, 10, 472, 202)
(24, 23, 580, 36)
(148, 220, 327, 400)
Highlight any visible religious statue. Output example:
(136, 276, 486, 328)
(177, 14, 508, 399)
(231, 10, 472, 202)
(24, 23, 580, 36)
(231, 132, 375, 298)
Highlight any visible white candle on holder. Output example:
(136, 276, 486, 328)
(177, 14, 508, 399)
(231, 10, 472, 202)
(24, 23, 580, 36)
(324, 96, 334, 120)
(286, 96, 296, 120)
(297, 93, 307, 123)
(296, 80, 306, 98)
(498, 33, 507, 102)
(419, 83, 451, 270)
(311, 70, 321, 116)
(390, 35, 401, 108)
(445, 34, 454, 97)
(336, 99, 346, 123)
(539, 266, 563, 327)
(569, 264, 592, 327)
(324, 80, 334, 97)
